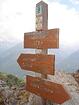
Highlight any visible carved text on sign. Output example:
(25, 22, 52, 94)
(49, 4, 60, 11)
(26, 76, 70, 104)
(24, 28, 59, 49)
(17, 54, 55, 75)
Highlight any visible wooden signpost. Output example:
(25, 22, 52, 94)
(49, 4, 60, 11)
(17, 1, 70, 105)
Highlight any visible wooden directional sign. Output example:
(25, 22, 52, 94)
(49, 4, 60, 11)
(17, 54, 55, 75)
(26, 76, 70, 104)
(24, 28, 59, 49)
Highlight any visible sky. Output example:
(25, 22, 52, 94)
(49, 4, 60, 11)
(0, 0, 79, 50)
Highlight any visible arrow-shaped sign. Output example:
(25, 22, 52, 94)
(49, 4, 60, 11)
(17, 54, 55, 75)
(24, 28, 59, 49)
(26, 76, 70, 104)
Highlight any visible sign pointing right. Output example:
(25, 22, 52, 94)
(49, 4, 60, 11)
(26, 76, 71, 104)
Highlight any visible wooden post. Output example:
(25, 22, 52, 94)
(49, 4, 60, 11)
(35, 1, 48, 105)
(35, 49, 47, 105)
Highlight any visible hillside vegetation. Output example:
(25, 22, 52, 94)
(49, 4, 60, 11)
(0, 72, 24, 87)
(0, 72, 30, 105)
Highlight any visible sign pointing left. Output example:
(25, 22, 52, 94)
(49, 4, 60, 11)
(17, 54, 55, 75)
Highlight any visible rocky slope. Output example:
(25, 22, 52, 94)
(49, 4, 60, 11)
(72, 70, 79, 85)
(0, 72, 30, 105)
(0, 71, 79, 105)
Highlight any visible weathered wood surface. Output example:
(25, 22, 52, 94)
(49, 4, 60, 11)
(29, 71, 79, 105)
(26, 75, 70, 104)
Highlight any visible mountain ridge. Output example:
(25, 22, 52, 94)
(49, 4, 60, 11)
(58, 49, 79, 72)
(0, 42, 79, 77)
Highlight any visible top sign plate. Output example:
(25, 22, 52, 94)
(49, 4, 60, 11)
(24, 28, 59, 49)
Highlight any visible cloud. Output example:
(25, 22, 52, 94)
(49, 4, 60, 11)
(0, 0, 36, 42)
(47, 0, 60, 2)
(70, 0, 79, 4)
(48, 1, 79, 48)
(0, 0, 79, 49)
